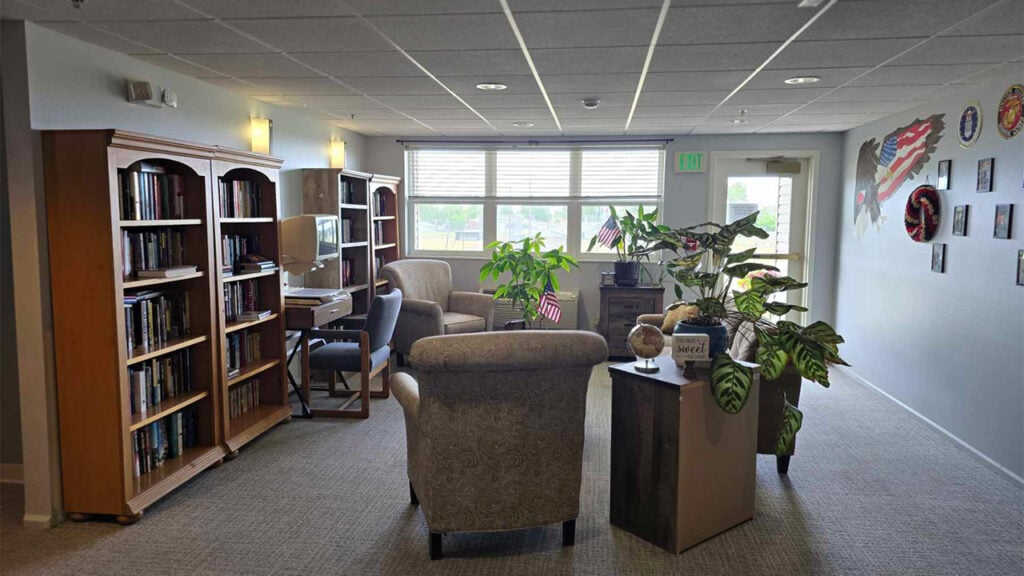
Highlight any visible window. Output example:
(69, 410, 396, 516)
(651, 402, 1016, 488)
(406, 146, 664, 257)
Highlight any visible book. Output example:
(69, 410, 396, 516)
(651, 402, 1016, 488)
(237, 310, 271, 322)
(136, 265, 197, 278)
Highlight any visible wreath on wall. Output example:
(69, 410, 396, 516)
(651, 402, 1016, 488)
(904, 185, 941, 242)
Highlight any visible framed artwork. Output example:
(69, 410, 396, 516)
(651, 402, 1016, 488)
(931, 243, 946, 273)
(994, 204, 1014, 239)
(977, 158, 994, 192)
(952, 205, 969, 236)
(1017, 251, 1024, 286)
(937, 160, 951, 190)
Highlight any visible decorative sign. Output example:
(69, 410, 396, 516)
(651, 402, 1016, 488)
(958, 100, 982, 148)
(672, 333, 709, 364)
(997, 84, 1023, 139)
(676, 151, 706, 173)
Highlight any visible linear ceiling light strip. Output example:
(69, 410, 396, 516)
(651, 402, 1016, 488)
(696, 0, 838, 127)
(625, 0, 672, 134)
(499, 0, 563, 134)
(754, 0, 1011, 133)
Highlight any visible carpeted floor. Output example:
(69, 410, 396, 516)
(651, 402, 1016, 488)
(1, 364, 1021, 575)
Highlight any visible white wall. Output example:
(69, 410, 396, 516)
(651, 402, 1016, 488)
(835, 75, 1024, 480)
(365, 132, 844, 331)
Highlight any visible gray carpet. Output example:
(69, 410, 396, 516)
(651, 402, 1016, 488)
(2, 364, 1021, 575)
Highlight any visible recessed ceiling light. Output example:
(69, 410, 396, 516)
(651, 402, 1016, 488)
(475, 82, 508, 91)
(581, 97, 601, 110)
(511, 121, 534, 128)
(784, 76, 821, 85)
(733, 119, 747, 124)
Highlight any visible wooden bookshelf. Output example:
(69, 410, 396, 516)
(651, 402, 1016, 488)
(302, 170, 402, 316)
(213, 148, 288, 455)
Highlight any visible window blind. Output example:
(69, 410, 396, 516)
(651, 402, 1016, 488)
(581, 149, 663, 197)
(408, 149, 485, 197)
(495, 150, 571, 197)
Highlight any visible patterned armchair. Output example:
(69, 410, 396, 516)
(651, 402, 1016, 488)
(390, 330, 608, 560)
(379, 259, 494, 363)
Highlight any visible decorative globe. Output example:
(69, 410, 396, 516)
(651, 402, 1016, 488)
(627, 323, 665, 373)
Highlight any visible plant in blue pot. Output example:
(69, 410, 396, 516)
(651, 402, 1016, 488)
(642, 211, 849, 456)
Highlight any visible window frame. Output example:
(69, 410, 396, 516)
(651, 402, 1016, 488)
(404, 146, 665, 261)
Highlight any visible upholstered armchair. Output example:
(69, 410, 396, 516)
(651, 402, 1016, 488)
(378, 259, 494, 362)
(390, 330, 608, 560)
(638, 312, 803, 473)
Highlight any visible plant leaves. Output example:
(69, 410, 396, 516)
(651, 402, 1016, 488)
(755, 331, 789, 381)
(694, 296, 727, 318)
(724, 262, 779, 278)
(750, 275, 808, 295)
(710, 353, 754, 414)
(733, 290, 765, 317)
(725, 247, 758, 264)
(780, 331, 830, 386)
(775, 397, 803, 457)
(800, 321, 846, 345)
(763, 302, 809, 316)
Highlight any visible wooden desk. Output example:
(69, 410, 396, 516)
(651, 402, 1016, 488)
(608, 355, 760, 553)
(285, 298, 352, 417)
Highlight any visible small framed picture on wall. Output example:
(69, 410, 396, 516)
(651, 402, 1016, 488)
(937, 160, 951, 190)
(931, 243, 946, 273)
(994, 204, 1014, 239)
(977, 158, 994, 192)
(952, 205, 969, 236)
(1017, 251, 1024, 286)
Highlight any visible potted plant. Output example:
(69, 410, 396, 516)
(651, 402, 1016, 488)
(587, 206, 667, 286)
(479, 234, 578, 329)
(643, 211, 849, 455)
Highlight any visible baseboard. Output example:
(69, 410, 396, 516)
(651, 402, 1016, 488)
(0, 463, 24, 484)
(837, 366, 1024, 486)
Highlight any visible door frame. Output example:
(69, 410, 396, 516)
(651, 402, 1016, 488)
(707, 150, 821, 317)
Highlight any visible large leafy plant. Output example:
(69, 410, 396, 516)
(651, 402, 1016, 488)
(644, 211, 849, 454)
(480, 234, 578, 327)
(586, 206, 667, 263)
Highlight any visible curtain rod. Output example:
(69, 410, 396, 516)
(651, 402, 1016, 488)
(396, 138, 673, 145)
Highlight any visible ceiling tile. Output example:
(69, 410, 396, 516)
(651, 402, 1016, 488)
(372, 94, 467, 109)
(200, 77, 274, 95)
(184, 54, 318, 77)
(951, 60, 1024, 84)
(634, 105, 715, 117)
(746, 68, 873, 90)
(19, 0, 206, 20)
(942, 1, 1023, 36)
(659, 4, 810, 45)
(225, 18, 392, 53)
(36, 22, 160, 54)
(316, 109, 407, 120)
(644, 71, 748, 92)
(461, 93, 550, 109)
(291, 95, 390, 109)
(516, 9, 662, 48)
(769, 38, 921, 69)
(407, 50, 529, 76)
(639, 91, 730, 106)
(713, 103, 801, 116)
(759, 124, 857, 133)
(556, 106, 631, 119)
(513, 0, 664, 10)
(401, 108, 484, 120)
(820, 86, 941, 102)
(772, 113, 881, 126)
(728, 87, 832, 104)
(232, 77, 357, 95)
(799, 101, 923, 114)
(439, 75, 538, 95)
(551, 92, 635, 107)
(891, 35, 1024, 66)
(364, 14, 518, 50)
(430, 119, 497, 130)
(629, 117, 704, 128)
(345, 0, 503, 15)
(292, 51, 422, 77)
(132, 55, 226, 77)
(182, 0, 352, 18)
(690, 126, 759, 134)
(479, 108, 555, 121)
(802, 0, 1001, 41)
(532, 47, 648, 74)
(91, 21, 272, 54)
(1, 0, 59, 20)
(343, 76, 447, 95)
(702, 116, 773, 127)
(849, 64, 984, 87)
(651, 43, 779, 72)
(543, 74, 641, 94)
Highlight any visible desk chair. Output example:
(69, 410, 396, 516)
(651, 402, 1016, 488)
(307, 289, 402, 418)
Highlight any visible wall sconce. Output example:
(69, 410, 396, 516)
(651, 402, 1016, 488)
(330, 139, 346, 169)
(250, 117, 272, 155)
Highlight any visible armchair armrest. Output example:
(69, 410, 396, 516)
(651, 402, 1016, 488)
(637, 314, 667, 332)
(307, 329, 363, 342)
(391, 372, 420, 419)
(449, 291, 495, 330)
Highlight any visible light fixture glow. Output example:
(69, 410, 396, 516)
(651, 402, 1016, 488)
(330, 139, 346, 169)
(250, 117, 272, 155)
(784, 76, 821, 85)
(511, 121, 534, 128)
(733, 119, 747, 124)
(475, 82, 508, 91)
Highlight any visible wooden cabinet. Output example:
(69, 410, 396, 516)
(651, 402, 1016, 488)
(598, 286, 664, 359)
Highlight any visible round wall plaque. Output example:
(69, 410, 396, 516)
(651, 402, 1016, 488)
(997, 84, 1023, 139)
(958, 100, 982, 148)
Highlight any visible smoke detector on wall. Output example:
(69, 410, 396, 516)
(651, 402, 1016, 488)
(581, 97, 601, 110)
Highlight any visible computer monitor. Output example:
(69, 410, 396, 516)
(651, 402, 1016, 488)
(280, 214, 339, 273)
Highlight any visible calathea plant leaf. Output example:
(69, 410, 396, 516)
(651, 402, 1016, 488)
(779, 329, 831, 386)
(775, 396, 803, 457)
(732, 290, 765, 317)
(762, 302, 808, 316)
(751, 275, 807, 295)
(710, 353, 754, 414)
(754, 330, 789, 381)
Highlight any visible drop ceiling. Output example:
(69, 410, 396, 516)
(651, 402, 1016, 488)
(2, 0, 1022, 137)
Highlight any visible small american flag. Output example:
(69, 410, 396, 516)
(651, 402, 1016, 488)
(597, 216, 621, 248)
(537, 280, 561, 324)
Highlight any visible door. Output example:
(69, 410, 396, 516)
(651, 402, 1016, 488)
(709, 155, 811, 320)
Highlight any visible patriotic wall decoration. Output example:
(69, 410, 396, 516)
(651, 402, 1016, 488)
(854, 114, 945, 235)
(997, 84, 1023, 139)
(903, 185, 941, 242)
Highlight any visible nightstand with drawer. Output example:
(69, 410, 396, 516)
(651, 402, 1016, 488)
(598, 286, 665, 359)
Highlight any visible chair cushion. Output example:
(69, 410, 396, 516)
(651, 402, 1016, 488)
(660, 304, 698, 333)
(309, 342, 391, 372)
(443, 312, 486, 334)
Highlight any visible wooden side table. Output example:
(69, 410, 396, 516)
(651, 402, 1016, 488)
(598, 285, 664, 359)
(609, 355, 760, 553)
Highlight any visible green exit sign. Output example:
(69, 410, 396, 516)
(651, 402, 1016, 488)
(676, 151, 706, 173)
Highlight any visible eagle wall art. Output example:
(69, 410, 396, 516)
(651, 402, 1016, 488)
(854, 114, 945, 236)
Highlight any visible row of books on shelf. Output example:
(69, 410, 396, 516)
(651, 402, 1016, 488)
(341, 218, 356, 243)
(131, 407, 198, 478)
(372, 221, 391, 245)
(371, 190, 390, 217)
(124, 291, 191, 353)
(222, 234, 262, 269)
(341, 258, 357, 287)
(374, 256, 386, 279)
(340, 179, 356, 204)
(128, 349, 193, 416)
(119, 166, 187, 221)
(229, 380, 261, 420)
(223, 280, 260, 322)
(219, 179, 262, 218)
(121, 229, 190, 280)
(226, 330, 262, 379)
